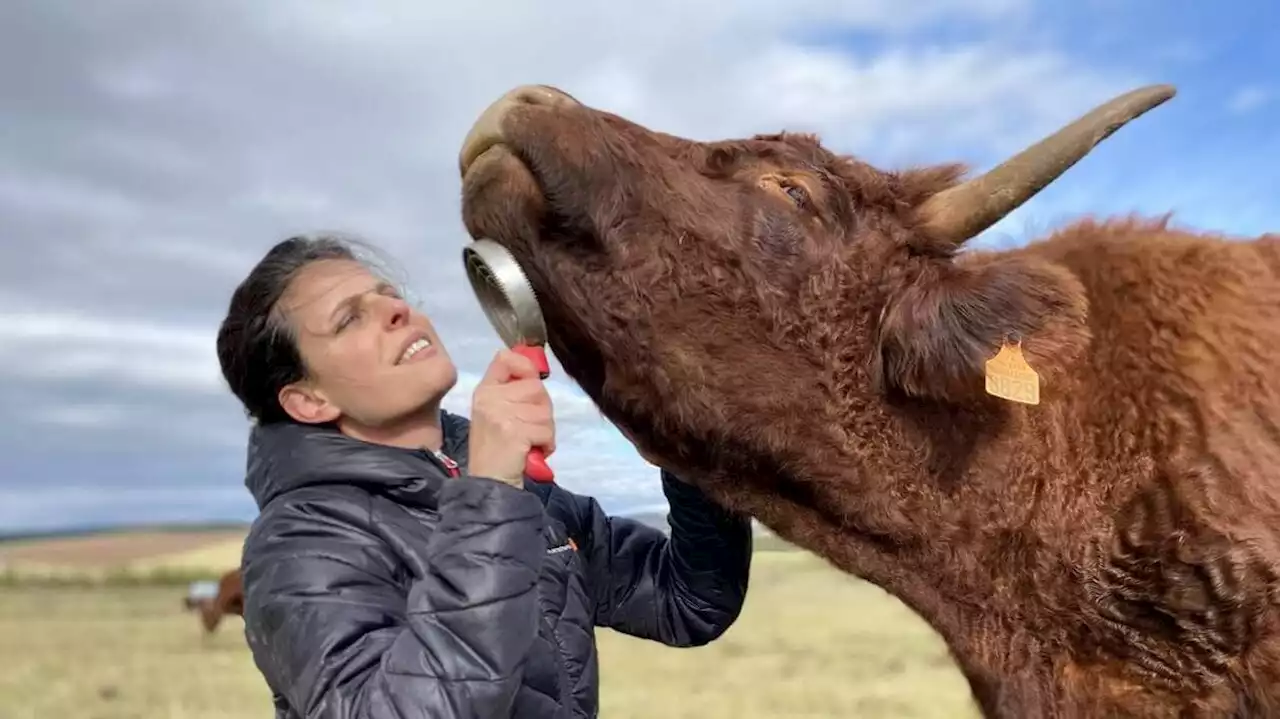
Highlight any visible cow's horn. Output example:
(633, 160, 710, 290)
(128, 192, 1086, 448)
(918, 84, 1176, 245)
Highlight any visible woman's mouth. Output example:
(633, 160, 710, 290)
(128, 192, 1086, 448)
(399, 337, 434, 364)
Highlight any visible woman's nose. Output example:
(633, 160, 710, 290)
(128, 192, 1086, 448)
(378, 296, 411, 330)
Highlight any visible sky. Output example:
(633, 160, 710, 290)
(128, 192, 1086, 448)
(0, 1, 1274, 533)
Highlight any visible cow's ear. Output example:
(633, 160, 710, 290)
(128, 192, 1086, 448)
(871, 253, 1090, 403)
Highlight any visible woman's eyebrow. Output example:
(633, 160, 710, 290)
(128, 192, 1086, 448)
(328, 292, 362, 323)
(328, 281, 397, 323)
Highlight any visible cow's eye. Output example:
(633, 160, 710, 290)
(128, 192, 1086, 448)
(782, 182, 809, 207)
(758, 174, 811, 209)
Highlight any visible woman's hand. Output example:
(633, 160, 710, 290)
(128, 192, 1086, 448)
(468, 349, 556, 488)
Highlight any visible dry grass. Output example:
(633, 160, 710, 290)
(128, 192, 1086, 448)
(0, 586, 268, 719)
(0, 529, 246, 580)
(596, 553, 979, 718)
(127, 538, 247, 575)
(0, 549, 979, 719)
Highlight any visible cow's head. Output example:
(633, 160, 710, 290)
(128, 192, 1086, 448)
(457, 84, 1172, 470)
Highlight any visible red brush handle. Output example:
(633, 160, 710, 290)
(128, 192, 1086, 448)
(512, 343, 555, 483)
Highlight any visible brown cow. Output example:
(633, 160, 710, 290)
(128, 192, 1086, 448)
(183, 568, 244, 634)
(456, 84, 1280, 718)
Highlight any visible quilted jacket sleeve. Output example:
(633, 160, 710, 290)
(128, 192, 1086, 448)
(567, 470, 753, 646)
(240, 477, 546, 719)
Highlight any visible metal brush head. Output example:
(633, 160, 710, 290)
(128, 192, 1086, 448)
(462, 238, 547, 348)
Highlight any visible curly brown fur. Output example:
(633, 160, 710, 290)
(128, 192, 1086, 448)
(459, 90, 1280, 718)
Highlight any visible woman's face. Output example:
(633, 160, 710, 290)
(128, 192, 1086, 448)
(275, 258, 458, 428)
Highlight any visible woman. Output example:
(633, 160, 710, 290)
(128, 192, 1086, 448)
(215, 234, 753, 718)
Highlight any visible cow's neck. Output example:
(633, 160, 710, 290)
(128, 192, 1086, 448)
(710, 396, 1088, 717)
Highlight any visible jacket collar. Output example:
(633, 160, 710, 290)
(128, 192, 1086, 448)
(243, 410, 473, 511)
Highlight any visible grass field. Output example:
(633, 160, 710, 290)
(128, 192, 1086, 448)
(0, 531, 980, 718)
(0, 527, 248, 583)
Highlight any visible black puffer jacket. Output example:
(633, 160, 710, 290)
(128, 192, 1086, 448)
(239, 411, 753, 718)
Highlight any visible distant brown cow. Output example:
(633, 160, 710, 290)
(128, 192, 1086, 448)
(184, 568, 243, 634)
(456, 84, 1280, 717)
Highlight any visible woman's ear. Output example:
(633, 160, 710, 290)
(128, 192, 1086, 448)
(871, 252, 1091, 403)
(278, 382, 341, 425)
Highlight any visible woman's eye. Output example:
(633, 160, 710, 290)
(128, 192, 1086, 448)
(336, 312, 358, 332)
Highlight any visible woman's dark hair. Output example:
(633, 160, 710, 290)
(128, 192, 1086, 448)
(216, 234, 360, 424)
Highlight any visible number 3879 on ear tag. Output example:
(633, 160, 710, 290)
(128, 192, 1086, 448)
(984, 340, 1041, 406)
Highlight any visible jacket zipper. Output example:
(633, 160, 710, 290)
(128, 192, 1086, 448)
(430, 449, 461, 478)
(428, 445, 575, 708)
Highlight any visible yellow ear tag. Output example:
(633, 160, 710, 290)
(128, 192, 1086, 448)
(984, 336, 1040, 405)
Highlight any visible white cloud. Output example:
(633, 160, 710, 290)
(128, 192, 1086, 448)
(0, 169, 145, 223)
(31, 403, 137, 429)
(1228, 85, 1271, 115)
(0, 484, 256, 533)
(0, 310, 224, 394)
(721, 43, 1137, 160)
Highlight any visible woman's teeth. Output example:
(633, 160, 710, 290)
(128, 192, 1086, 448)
(401, 338, 432, 363)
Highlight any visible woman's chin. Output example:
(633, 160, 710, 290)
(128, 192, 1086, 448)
(402, 360, 458, 403)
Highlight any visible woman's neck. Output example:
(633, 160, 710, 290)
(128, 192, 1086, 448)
(338, 405, 445, 452)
